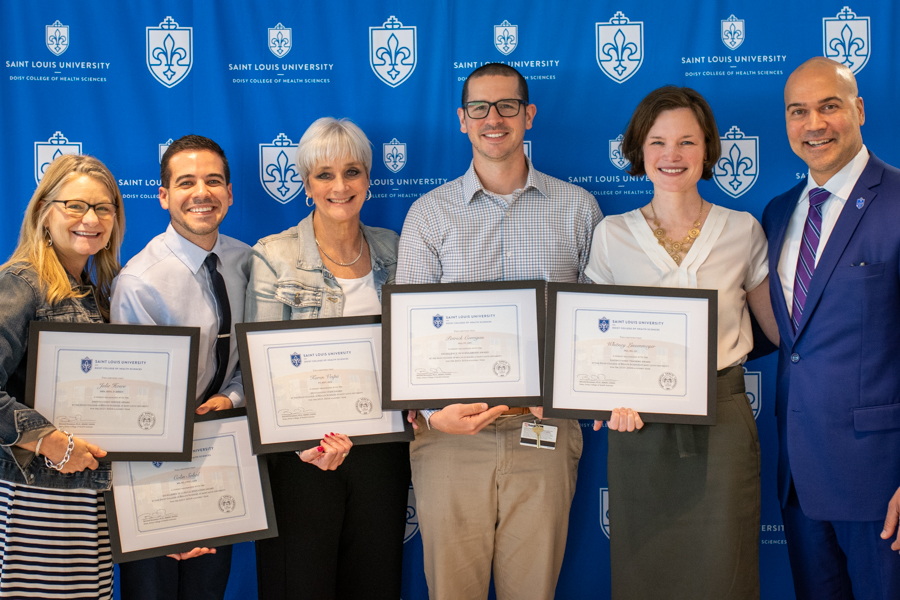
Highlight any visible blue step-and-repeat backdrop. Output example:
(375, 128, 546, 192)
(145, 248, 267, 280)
(2, 1, 898, 598)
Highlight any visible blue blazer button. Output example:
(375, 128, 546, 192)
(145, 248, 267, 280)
(790, 353, 800, 363)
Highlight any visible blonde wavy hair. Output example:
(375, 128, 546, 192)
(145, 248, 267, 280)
(0, 154, 126, 319)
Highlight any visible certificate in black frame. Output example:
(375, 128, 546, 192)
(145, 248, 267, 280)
(541, 283, 718, 425)
(236, 316, 414, 455)
(381, 280, 546, 410)
(104, 410, 278, 563)
(25, 321, 199, 462)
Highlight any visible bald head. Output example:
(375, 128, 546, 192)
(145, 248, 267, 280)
(784, 57, 865, 185)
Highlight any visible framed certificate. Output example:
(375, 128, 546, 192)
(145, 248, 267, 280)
(105, 411, 277, 563)
(382, 281, 545, 409)
(542, 284, 717, 425)
(236, 316, 413, 455)
(26, 322, 199, 461)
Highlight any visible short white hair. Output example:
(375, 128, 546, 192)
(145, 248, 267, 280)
(295, 117, 373, 180)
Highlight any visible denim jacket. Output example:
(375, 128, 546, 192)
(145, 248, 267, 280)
(0, 263, 112, 490)
(245, 213, 398, 322)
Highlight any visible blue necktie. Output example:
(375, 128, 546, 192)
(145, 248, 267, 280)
(203, 253, 231, 401)
(791, 187, 830, 333)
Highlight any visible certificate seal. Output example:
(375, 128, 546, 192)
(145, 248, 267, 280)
(137, 412, 156, 430)
(658, 372, 677, 390)
(218, 495, 236, 513)
(493, 360, 511, 377)
(355, 397, 373, 415)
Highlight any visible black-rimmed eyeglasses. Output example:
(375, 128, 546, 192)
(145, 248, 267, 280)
(49, 200, 118, 219)
(462, 99, 525, 119)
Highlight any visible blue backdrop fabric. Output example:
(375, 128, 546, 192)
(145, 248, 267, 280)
(3, 1, 898, 598)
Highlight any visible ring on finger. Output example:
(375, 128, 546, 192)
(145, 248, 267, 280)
(342, 452, 349, 458)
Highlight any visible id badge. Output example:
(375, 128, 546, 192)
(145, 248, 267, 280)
(520, 421, 558, 450)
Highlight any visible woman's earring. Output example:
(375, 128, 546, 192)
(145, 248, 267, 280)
(105, 241, 110, 250)
(306, 195, 314, 208)
(366, 190, 372, 202)
(45, 228, 53, 247)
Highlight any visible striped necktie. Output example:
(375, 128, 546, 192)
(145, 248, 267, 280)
(791, 187, 830, 333)
(203, 252, 232, 400)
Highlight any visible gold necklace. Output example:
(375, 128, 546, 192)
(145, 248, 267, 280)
(649, 199, 706, 266)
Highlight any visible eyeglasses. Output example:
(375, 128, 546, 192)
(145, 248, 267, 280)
(462, 99, 525, 119)
(49, 200, 118, 220)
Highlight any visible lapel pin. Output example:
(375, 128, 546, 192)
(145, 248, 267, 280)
(856, 197, 865, 209)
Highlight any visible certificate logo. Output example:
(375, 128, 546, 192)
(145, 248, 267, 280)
(609, 135, 630, 171)
(823, 7, 870, 75)
(856, 197, 865, 209)
(159, 138, 173, 164)
(383, 138, 407, 173)
(596, 11, 644, 84)
(218, 495, 236, 513)
(714, 126, 759, 199)
(268, 23, 292, 58)
(598, 317, 610, 333)
(356, 397, 373, 415)
(493, 360, 511, 377)
(658, 372, 677, 390)
(721, 15, 745, 50)
(80, 357, 93, 373)
(404, 483, 419, 543)
(46, 20, 69, 56)
(494, 20, 518, 55)
(290, 352, 302, 367)
(600, 487, 610, 539)
(152, 461, 163, 468)
(743, 367, 761, 420)
(35, 131, 82, 185)
(432, 314, 443, 329)
(370, 16, 417, 88)
(138, 412, 157, 430)
(260, 133, 303, 204)
(146, 16, 193, 88)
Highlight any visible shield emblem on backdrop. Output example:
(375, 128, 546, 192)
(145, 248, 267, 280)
(146, 16, 193, 88)
(596, 12, 643, 83)
(609, 135, 630, 171)
(721, 15, 745, 50)
(81, 357, 92, 374)
(34, 132, 81, 184)
(269, 23, 292, 58)
(291, 353, 302, 367)
(823, 7, 870, 75)
(159, 138, 173, 163)
(600, 488, 610, 539)
(370, 16, 417, 87)
(744, 367, 761, 420)
(383, 138, 407, 173)
(404, 484, 419, 543)
(599, 318, 610, 333)
(713, 126, 759, 199)
(46, 20, 69, 56)
(259, 134, 304, 204)
(433, 315, 443, 329)
(523, 140, 532, 161)
(494, 20, 518, 55)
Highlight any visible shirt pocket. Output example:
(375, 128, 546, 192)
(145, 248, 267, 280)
(832, 262, 884, 280)
(274, 281, 322, 320)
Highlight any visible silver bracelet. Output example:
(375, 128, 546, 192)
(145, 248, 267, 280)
(44, 431, 74, 471)
(34, 435, 46, 457)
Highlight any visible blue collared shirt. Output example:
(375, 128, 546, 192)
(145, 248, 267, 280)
(111, 225, 251, 408)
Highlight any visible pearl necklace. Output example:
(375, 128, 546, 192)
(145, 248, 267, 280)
(315, 227, 364, 266)
(649, 199, 706, 266)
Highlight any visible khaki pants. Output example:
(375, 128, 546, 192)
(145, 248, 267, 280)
(410, 414, 582, 600)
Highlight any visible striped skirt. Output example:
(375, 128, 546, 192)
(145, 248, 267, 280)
(0, 481, 113, 599)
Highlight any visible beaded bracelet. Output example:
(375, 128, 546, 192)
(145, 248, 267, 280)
(44, 431, 75, 471)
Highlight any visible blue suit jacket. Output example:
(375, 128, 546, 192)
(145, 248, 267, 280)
(762, 153, 900, 522)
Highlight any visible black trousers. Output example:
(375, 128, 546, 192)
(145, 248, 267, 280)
(256, 441, 411, 600)
(119, 545, 233, 600)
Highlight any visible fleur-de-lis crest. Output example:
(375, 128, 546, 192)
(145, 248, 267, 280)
(268, 23, 292, 58)
(823, 7, 870, 75)
(370, 16, 417, 87)
(376, 34, 411, 81)
(386, 147, 404, 171)
(830, 24, 865, 69)
(45, 20, 69, 56)
(718, 144, 754, 191)
(596, 12, 644, 83)
(713, 126, 759, 199)
(260, 134, 304, 204)
(494, 20, 518, 55)
(609, 134, 630, 171)
(721, 15, 744, 50)
(34, 131, 81, 184)
(383, 138, 407, 173)
(603, 30, 638, 76)
(146, 17, 193, 88)
(153, 34, 188, 81)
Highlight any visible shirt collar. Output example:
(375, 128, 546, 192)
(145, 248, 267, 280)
(163, 223, 220, 275)
(801, 144, 869, 203)
(461, 156, 549, 204)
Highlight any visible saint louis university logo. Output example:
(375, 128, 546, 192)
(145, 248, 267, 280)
(383, 138, 407, 173)
(159, 138, 173, 163)
(744, 367, 761, 420)
(35, 131, 82, 184)
(609, 134, 630, 171)
(152, 461, 163, 468)
(146, 16, 193, 88)
(721, 15, 745, 50)
(432, 314, 443, 329)
(291, 352, 302, 367)
(823, 7, 870, 75)
(494, 20, 518, 55)
(81, 357, 93, 374)
(46, 20, 69, 56)
(259, 133, 303, 204)
(523, 140, 532, 161)
(599, 317, 610, 333)
(596, 12, 643, 84)
(269, 23, 292, 58)
(369, 16, 417, 88)
(600, 487, 610, 539)
(713, 126, 759, 199)
(404, 483, 420, 543)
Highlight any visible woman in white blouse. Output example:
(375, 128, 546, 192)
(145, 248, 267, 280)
(587, 86, 778, 599)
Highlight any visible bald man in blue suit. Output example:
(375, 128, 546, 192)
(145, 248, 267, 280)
(762, 56, 900, 599)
